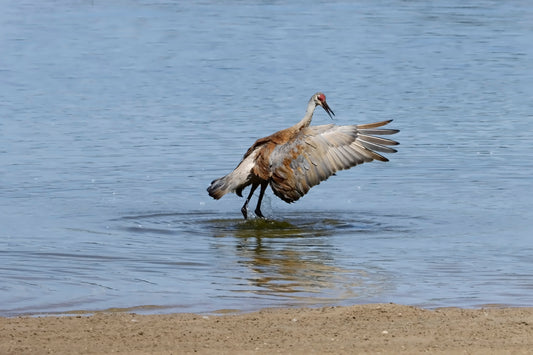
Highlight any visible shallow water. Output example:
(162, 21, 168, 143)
(1, 0, 533, 316)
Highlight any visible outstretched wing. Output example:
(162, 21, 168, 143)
(268, 120, 399, 203)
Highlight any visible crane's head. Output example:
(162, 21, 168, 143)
(313, 92, 335, 119)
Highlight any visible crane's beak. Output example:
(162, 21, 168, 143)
(322, 101, 335, 119)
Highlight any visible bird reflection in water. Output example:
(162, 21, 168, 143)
(211, 218, 377, 303)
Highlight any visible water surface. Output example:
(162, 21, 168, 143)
(1, 0, 533, 316)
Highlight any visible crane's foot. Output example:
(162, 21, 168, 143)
(241, 206, 248, 220)
(254, 208, 265, 219)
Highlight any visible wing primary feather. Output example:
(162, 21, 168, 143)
(352, 141, 388, 162)
(357, 134, 399, 146)
(357, 139, 398, 153)
(358, 128, 399, 136)
(356, 120, 393, 129)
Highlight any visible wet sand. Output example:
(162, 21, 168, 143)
(1, 303, 532, 354)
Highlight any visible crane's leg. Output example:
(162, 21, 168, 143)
(254, 181, 268, 218)
(241, 182, 259, 220)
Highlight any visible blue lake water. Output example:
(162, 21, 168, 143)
(1, 0, 533, 316)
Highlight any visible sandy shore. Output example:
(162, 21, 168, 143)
(1, 303, 532, 354)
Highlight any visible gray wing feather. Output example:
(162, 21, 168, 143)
(270, 121, 399, 202)
(268, 120, 399, 203)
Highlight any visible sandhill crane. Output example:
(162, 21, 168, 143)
(207, 92, 399, 219)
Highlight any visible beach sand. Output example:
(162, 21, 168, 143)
(1, 303, 532, 354)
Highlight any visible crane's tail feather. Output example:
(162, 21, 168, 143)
(207, 174, 247, 199)
(207, 176, 231, 200)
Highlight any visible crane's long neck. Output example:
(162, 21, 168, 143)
(296, 98, 317, 128)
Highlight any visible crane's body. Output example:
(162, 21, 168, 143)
(207, 93, 399, 219)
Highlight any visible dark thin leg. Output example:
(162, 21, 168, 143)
(241, 182, 259, 220)
(254, 181, 268, 218)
